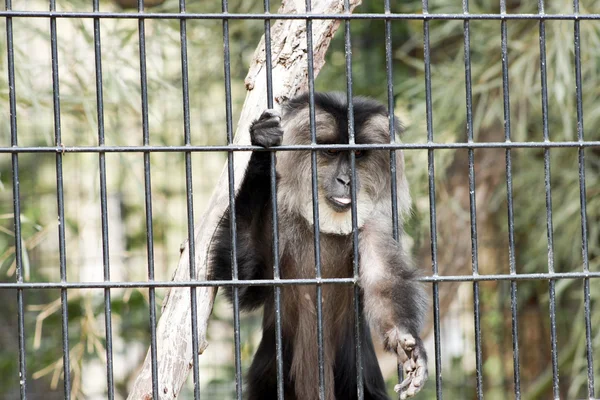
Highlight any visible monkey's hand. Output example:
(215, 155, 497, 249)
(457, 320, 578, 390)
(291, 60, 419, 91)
(385, 329, 428, 399)
(250, 109, 283, 148)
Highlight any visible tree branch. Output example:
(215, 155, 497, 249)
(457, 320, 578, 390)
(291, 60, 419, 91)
(127, 0, 361, 398)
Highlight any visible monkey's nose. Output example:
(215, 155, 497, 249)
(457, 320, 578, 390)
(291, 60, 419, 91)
(336, 175, 351, 186)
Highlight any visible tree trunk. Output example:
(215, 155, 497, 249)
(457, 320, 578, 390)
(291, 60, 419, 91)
(127, 0, 362, 398)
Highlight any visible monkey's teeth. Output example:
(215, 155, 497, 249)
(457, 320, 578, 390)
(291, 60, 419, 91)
(333, 197, 351, 205)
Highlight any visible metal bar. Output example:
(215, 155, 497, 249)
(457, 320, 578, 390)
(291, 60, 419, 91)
(221, 1, 243, 397)
(0, 272, 599, 290)
(499, 0, 521, 397)
(573, 0, 595, 397)
(5, 11, 600, 20)
(461, 0, 483, 398)
(383, 0, 405, 389)
(49, 0, 71, 397)
(422, 0, 443, 397)
(341, 1, 363, 398)
(6, 0, 27, 397)
(383, 0, 399, 240)
(537, 1, 560, 397)
(137, 1, 159, 397)
(262, 0, 284, 397)
(178, 0, 201, 398)
(306, 3, 324, 400)
(2, 140, 600, 154)
(92, 0, 115, 398)
(304, 0, 326, 398)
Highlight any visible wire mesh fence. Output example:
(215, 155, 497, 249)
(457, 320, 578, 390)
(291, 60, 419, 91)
(1, 0, 598, 399)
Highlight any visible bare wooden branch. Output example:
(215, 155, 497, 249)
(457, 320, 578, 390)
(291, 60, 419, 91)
(127, 0, 361, 398)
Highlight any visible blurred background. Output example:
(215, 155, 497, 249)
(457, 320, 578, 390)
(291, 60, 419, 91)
(0, 0, 598, 398)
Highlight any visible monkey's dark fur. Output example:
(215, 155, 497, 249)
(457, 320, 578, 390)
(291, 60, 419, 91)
(210, 92, 428, 400)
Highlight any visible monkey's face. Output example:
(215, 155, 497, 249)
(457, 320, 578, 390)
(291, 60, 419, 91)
(277, 107, 406, 235)
(318, 148, 360, 213)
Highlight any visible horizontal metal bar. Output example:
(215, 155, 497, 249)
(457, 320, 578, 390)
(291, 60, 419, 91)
(0, 271, 599, 290)
(2, 11, 600, 20)
(1, 140, 599, 154)
(0, 278, 354, 289)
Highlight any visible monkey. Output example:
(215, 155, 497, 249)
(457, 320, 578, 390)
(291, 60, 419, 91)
(210, 92, 428, 400)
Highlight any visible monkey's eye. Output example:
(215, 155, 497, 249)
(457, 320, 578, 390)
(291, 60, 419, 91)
(354, 150, 366, 158)
(323, 149, 340, 156)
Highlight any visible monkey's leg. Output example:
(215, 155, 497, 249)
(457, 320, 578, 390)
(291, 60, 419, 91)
(333, 318, 390, 400)
(246, 326, 280, 400)
(247, 310, 298, 400)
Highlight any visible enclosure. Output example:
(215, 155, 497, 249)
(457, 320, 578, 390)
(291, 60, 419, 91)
(0, 0, 599, 399)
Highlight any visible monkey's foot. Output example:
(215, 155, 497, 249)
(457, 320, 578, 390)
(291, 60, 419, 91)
(385, 330, 428, 399)
(250, 109, 283, 148)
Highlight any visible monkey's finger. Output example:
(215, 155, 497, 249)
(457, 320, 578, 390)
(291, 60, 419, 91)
(257, 127, 284, 137)
(405, 356, 416, 371)
(412, 368, 424, 387)
(250, 110, 283, 134)
(396, 369, 417, 392)
(397, 379, 419, 400)
(260, 108, 281, 120)
(254, 117, 283, 127)
(411, 365, 428, 394)
(394, 378, 411, 393)
(405, 384, 418, 398)
(413, 352, 428, 374)
(403, 358, 414, 373)
(396, 344, 409, 363)
(405, 379, 425, 399)
(412, 342, 425, 359)
(250, 127, 284, 147)
(251, 120, 282, 132)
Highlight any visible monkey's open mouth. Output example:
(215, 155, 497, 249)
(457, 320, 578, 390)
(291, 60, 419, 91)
(327, 196, 352, 212)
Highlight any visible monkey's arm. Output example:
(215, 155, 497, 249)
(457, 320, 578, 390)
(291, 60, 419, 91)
(358, 221, 428, 399)
(210, 110, 283, 310)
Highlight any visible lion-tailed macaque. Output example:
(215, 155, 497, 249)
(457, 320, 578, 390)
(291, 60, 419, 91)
(210, 92, 428, 400)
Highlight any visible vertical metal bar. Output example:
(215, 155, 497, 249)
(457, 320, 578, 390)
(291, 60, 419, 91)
(383, 0, 399, 240)
(537, 2, 560, 398)
(304, 1, 326, 399)
(49, 0, 71, 397)
(499, 1, 521, 398)
(6, 0, 27, 398)
(92, 1, 114, 398)
(137, 1, 159, 398)
(342, 1, 363, 398)
(221, 1, 243, 398)
(461, 1, 483, 398)
(178, 0, 201, 398)
(573, 1, 595, 398)
(421, 1, 442, 398)
(382, 0, 404, 389)
(262, 1, 284, 398)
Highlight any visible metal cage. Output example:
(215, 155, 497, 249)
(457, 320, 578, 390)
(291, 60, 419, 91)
(1, 0, 597, 399)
